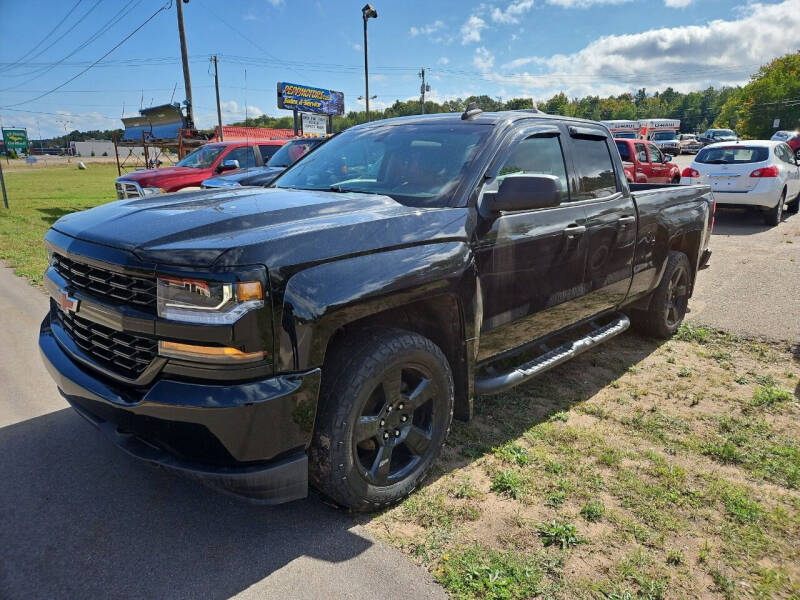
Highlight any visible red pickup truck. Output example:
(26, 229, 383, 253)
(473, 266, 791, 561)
(114, 140, 287, 199)
(614, 138, 681, 184)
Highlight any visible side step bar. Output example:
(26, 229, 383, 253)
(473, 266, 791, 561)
(474, 314, 630, 395)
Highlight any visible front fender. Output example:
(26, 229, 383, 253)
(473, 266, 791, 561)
(275, 242, 475, 373)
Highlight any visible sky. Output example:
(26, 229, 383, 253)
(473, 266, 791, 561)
(1, 0, 798, 138)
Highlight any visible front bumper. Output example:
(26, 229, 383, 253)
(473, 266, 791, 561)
(39, 314, 320, 503)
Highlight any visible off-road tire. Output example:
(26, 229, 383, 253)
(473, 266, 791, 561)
(629, 251, 692, 339)
(310, 328, 454, 511)
(764, 189, 785, 226)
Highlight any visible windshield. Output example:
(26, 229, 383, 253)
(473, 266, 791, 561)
(177, 144, 225, 168)
(771, 131, 793, 141)
(708, 129, 735, 138)
(614, 132, 636, 139)
(696, 146, 768, 164)
(267, 139, 322, 168)
(652, 132, 677, 141)
(272, 122, 491, 207)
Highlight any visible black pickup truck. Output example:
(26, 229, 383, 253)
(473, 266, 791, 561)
(39, 108, 713, 510)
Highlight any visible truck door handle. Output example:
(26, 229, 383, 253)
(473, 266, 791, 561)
(618, 216, 635, 224)
(564, 224, 586, 238)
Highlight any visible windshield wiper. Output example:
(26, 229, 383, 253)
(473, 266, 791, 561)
(329, 185, 373, 194)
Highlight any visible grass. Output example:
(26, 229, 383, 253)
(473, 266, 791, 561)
(0, 164, 118, 285)
(369, 327, 800, 599)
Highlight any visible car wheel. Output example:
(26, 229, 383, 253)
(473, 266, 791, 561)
(795, 148, 800, 161)
(763, 189, 785, 226)
(629, 251, 691, 339)
(671, 175, 681, 184)
(310, 328, 454, 511)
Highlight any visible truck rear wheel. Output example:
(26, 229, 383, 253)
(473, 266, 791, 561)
(629, 251, 691, 339)
(310, 328, 454, 511)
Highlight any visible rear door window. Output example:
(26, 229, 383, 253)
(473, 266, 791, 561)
(226, 146, 257, 169)
(498, 135, 570, 203)
(258, 144, 281, 162)
(615, 141, 631, 162)
(571, 137, 617, 200)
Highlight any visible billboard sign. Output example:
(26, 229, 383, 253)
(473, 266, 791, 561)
(277, 82, 344, 115)
(2, 129, 29, 151)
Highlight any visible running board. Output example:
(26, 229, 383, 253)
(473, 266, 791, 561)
(474, 314, 630, 395)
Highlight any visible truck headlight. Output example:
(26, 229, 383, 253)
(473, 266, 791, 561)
(142, 187, 166, 195)
(156, 277, 264, 324)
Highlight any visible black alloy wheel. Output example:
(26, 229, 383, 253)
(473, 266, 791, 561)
(664, 262, 689, 329)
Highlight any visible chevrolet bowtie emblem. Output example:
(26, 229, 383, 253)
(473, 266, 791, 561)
(56, 288, 79, 314)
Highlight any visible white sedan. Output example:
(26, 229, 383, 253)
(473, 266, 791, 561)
(680, 140, 800, 225)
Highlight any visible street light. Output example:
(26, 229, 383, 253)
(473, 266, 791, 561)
(362, 3, 378, 122)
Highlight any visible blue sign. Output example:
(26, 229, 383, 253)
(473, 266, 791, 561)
(277, 82, 345, 116)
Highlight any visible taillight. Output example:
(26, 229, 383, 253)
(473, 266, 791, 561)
(682, 167, 700, 178)
(750, 165, 778, 178)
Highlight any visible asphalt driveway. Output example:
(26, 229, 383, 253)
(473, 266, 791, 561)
(0, 265, 446, 600)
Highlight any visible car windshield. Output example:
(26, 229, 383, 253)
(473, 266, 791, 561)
(614, 132, 636, 139)
(695, 146, 769, 164)
(709, 129, 735, 138)
(267, 139, 322, 168)
(771, 131, 794, 141)
(653, 132, 677, 141)
(272, 122, 491, 207)
(177, 144, 225, 168)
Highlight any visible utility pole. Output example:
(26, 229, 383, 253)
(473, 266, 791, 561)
(0, 159, 8, 209)
(176, 0, 194, 128)
(212, 55, 223, 141)
(361, 4, 377, 122)
(418, 68, 430, 115)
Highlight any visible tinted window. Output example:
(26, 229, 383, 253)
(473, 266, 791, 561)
(497, 135, 569, 202)
(571, 138, 617, 200)
(273, 123, 490, 207)
(177, 144, 225, 168)
(259, 144, 282, 162)
(615, 140, 631, 161)
(648, 144, 664, 164)
(696, 146, 769, 164)
(226, 146, 257, 169)
(267, 139, 322, 167)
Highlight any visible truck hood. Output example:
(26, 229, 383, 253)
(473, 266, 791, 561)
(50, 187, 468, 269)
(117, 166, 204, 185)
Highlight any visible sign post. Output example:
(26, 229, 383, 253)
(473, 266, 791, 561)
(0, 159, 8, 209)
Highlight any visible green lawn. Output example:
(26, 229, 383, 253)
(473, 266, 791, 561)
(0, 164, 118, 286)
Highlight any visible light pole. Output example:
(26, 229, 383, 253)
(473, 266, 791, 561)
(362, 4, 377, 122)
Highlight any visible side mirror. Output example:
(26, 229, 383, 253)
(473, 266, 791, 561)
(218, 159, 240, 173)
(664, 155, 672, 162)
(484, 174, 562, 214)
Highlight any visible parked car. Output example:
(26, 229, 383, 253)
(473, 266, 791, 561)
(202, 138, 325, 189)
(678, 133, 702, 154)
(113, 140, 288, 198)
(681, 141, 800, 225)
(697, 128, 738, 147)
(40, 108, 713, 509)
(614, 138, 681, 183)
(649, 130, 681, 156)
(770, 130, 800, 161)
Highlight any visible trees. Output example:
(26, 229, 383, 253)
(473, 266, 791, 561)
(716, 53, 800, 138)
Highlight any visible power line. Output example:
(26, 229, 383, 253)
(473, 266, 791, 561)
(0, 0, 84, 74)
(1, 1, 172, 108)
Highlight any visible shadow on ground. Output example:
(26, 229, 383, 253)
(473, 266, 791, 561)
(712, 206, 796, 236)
(37, 206, 95, 225)
(0, 408, 371, 599)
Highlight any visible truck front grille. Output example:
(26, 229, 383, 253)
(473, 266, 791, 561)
(52, 253, 157, 313)
(115, 181, 142, 199)
(54, 306, 157, 380)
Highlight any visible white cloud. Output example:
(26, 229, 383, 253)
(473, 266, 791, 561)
(217, 101, 264, 123)
(473, 47, 495, 72)
(267, 0, 283, 6)
(491, 0, 800, 99)
(546, 0, 631, 7)
(351, 42, 362, 52)
(460, 15, 487, 44)
(437, 56, 450, 65)
(664, 0, 693, 6)
(410, 20, 444, 37)
(491, 0, 534, 24)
